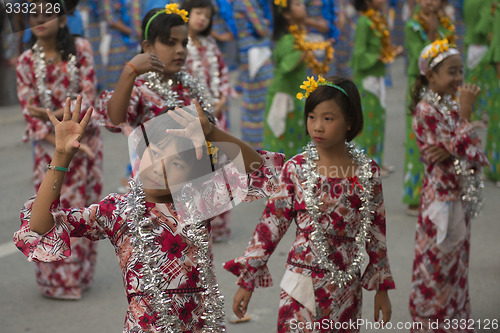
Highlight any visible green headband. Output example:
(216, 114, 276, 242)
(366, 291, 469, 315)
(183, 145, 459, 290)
(144, 4, 189, 41)
(144, 11, 164, 41)
(320, 82, 348, 97)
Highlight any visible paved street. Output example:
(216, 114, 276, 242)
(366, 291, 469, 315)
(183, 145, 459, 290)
(0, 59, 499, 332)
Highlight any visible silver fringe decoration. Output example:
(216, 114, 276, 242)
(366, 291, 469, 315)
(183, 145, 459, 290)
(187, 37, 222, 101)
(32, 42, 79, 109)
(421, 87, 484, 219)
(303, 141, 374, 288)
(143, 70, 215, 113)
(126, 180, 225, 332)
(176, 185, 226, 333)
(126, 179, 183, 332)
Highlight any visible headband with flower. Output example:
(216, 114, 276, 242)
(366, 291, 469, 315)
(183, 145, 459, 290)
(145, 4, 189, 40)
(418, 38, 460, 75)
(274, 0, 287, 8)
(296, 75, 348, 100)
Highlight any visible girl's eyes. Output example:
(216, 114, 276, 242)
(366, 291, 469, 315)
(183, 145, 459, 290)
(324, 117, 333, 121)
(172, 161, 185, 169)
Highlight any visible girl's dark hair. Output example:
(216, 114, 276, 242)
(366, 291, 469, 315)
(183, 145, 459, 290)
(409, 74, 429, 114)
(304, 76, 363, 142)
(142, 8, 187, 44)
(29, 0, 77, 61)
(272, 3, 291, 41)
(353, 0, 368, 12)
(181, 0, 215, 37)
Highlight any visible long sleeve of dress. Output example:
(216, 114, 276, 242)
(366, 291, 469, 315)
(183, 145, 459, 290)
(224, 160, 298, 291)
(275, 34, 303, 74)
(351, 16, 381, 73)
(412, 102, 488, 166)
(13, 194, 121, 263)
(16, 52, 50, 142)
(360, 166, 396, 291)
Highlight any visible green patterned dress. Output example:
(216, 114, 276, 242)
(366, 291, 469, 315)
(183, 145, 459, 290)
(263, 33, 308, 159)
(403, 17, 455, 206)
(351, 14, 387, 165)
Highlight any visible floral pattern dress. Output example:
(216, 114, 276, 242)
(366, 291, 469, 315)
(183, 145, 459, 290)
(16, 37, 103, 300)
(185, 36, 235, 241)
(13, 151, 285, 333)
(224, 153, 395, 333)
(409, 98, 488, 332)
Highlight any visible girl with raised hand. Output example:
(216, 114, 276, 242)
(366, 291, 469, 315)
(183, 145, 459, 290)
(409, 39, 488, 332)
(351, 0, 403, 175)
(403, 0, 456, 215)
(225, 76, 395, 332)
(16, 0, 103, 300)
(14, 96, 285, 332)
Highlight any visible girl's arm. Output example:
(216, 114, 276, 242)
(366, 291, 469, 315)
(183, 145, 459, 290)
(29, 96, 94, 234)
(106, 52, 166, 125)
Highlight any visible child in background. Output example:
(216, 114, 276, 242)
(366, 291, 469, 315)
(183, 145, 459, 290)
(14, 96, 285, 332)
(225, 76, 395, 332)
(403, 0, 455, 215)
(351, 0, 402, 175)
(16, 0, 103, 300)
(409, 39, 488, 332)
(262, 0, 309, 158)
(182, 0, 235, 241)
(232, 0, 274, 149)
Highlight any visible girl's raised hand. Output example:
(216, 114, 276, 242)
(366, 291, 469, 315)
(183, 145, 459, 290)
(459, 83, 481, 120)
(165, 100, 214, 159)
(127, 53, 166, 76)
(46, 95, 93, 158)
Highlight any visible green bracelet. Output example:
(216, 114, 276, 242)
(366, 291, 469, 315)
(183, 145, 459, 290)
(46, 164, 70, 172)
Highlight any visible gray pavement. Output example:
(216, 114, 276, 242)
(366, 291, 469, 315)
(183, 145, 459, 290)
(0, 59, 499, 332)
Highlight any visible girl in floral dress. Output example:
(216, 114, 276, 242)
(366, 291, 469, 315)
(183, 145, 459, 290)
(351, 0, 402, 171)
(225, 76, 395, 332)
(403, 0, 456, 215)
(409, 39, 488, 332)
(14, 94, 284, 332)
(182, 0, 235, 241)
(16, 0, 103, 300)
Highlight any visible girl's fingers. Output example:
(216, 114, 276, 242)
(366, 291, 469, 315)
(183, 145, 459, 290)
(192, 100, 204, 118)
(80, 107, 94, 130)
(46, 108, 59, 125)
(62, 97, 71, 121)
(165, 128, 188, 137)
(168, 108, 191, 126)
(72, 95, 83, 122)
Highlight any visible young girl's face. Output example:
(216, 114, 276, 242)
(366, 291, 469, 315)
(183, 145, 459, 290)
(428, 54, 463, 97)
(138, 141, 193, 201)
(145, 25, 189, 77)
(188, 7, 212, 35)
(307, 99, 350, 150)
(29, 2, 62, 40)
(420, 0, 441, 15)
(287, 0, 307, 23)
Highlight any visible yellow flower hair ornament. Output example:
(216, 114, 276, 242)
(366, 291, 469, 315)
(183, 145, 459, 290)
(418, 38, 460, 75)
(145, 4, 189, 40)
(274, 0, 287, 8)
(296, 75, 348, 100)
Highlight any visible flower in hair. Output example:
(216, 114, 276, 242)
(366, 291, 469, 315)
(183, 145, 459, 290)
(422, 38, 451, 60)
(165, 3, 189, 23)
(274, 0, 287, 7)
(296, 75, 326, 100)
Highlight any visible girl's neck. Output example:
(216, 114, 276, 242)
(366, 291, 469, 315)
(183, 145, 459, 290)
(36, 37, 57, 53)
(316, 143, 351, 164)
(315, 143, 356, 178)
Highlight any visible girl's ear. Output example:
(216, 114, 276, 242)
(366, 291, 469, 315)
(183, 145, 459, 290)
(59, 15, 67, 28)
(142, 39, 153, 53)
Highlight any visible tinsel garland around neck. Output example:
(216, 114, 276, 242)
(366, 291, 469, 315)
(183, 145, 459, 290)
(303, 141, 374, 288)
(32, 42, 79, 109)
(420, 87, 484, 219)
(126, 179, 225, 332)
(187, 37, 222, 101)
(143, 70, 214, 112)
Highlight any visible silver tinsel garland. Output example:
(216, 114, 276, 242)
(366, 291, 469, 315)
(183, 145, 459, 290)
(187, 37, 222, 101)
(32, 42, 79, 109)
(421, 88, 484, 219)
(143, 70, 214, 113)
(126, 180, 225, 332)
(303, 141, 374, 288)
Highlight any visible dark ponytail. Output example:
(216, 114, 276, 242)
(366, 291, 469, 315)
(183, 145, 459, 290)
(272, 4, 291, 41)
(409, 74, 428, 115)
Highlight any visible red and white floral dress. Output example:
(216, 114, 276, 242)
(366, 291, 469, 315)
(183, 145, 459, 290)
(16, 37, 103, 299)
(14, 151, 284, 332)
(409, 98, 488, 332)
(185, 36, 236, 241)
(224, 153, 395, 333)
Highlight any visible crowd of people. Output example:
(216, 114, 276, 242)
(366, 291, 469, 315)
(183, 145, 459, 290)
(1, 0, 499, 332)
